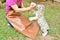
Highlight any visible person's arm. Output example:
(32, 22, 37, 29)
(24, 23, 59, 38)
(11, 4, 32, 12)
(11, 2, 36, 13)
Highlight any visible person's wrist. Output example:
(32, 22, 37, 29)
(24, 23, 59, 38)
(30, 6, 33, 9)
(27, 6, 32, 12)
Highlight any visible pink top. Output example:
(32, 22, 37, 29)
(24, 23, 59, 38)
(6, 0, 22, 14)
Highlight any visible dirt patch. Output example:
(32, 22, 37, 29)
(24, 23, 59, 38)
(36, 30, 57, 40)
(26, 31, 56, 40)
(26, 38, 32, 40)
(39, 35, 56, 40)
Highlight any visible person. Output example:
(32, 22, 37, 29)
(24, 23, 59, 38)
(6, 0, 36, 31)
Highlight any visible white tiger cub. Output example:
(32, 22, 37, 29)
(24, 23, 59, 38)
(29, 4, 50, 36)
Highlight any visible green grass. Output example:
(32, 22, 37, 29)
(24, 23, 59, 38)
(45, 7, 60, 40)
(0, 6, 60, 40)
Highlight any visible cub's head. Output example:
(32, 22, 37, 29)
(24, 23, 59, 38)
(37, 5, 45, 10)
(35, 5, 45, 18)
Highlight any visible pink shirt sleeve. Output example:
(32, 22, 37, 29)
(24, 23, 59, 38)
(7, 0, 16, 6)
(6, 0, 22, 14)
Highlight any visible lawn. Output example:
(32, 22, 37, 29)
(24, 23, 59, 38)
(0, 2, 60, 40)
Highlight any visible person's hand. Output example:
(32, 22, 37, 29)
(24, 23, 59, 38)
(27, 2, 37, 12)
(30, 2, 37, 8)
